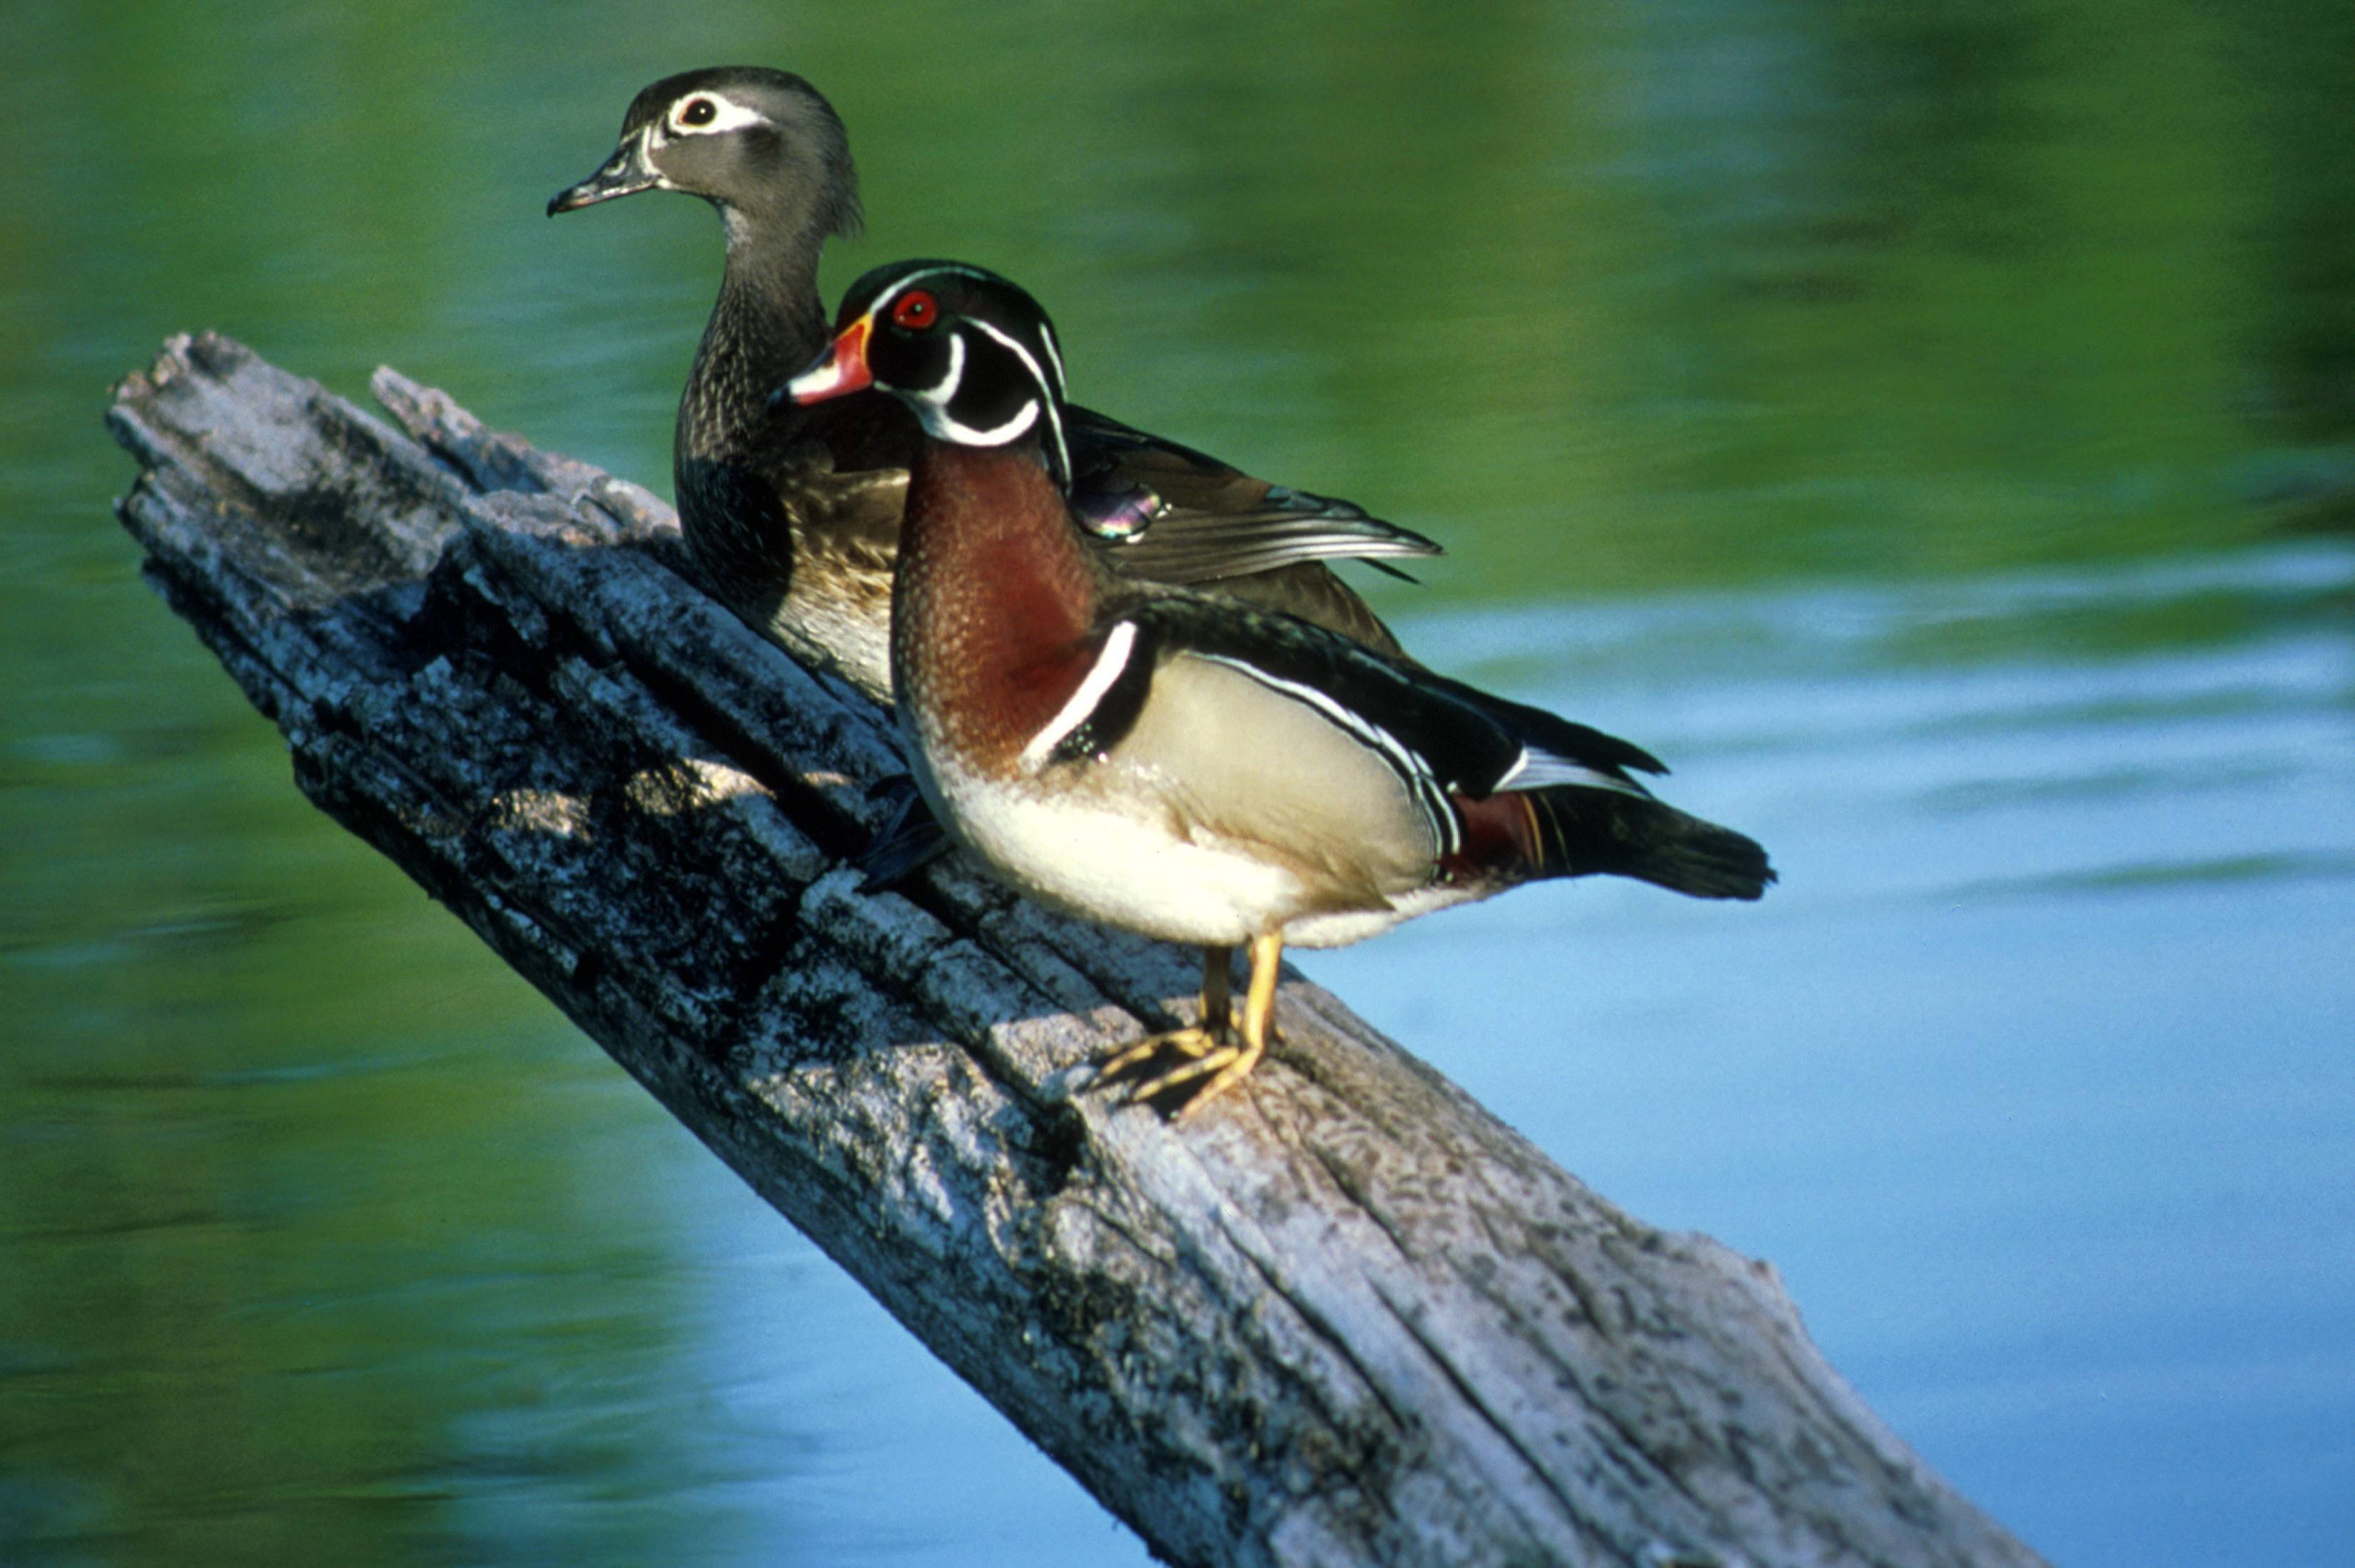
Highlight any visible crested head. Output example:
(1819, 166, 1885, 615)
(550, 65, 861, 241)
(786, 261, 1073, 487)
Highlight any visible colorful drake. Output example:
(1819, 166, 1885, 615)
(549, 67, 1437, 702)
(785, 263, 1776, 1118)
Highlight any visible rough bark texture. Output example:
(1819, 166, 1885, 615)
(106, 333, 2050, 1568)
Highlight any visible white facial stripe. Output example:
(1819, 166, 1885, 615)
(968, 318, 1054, 406)
(1200, 655, 1462, 857)
(1036, 319, 1069, 400)
(899, 328, 1046, 450)
(868, 263, 994, 319)
(1019, 622, 1142, 772)
(1494, 746, 1648, 797)
(633, 124, 680, 190)
(966, 318, 1068, 477)
(926, 330, 965, 405)
(865, 268, 1068, 468)
(664, 90, 772, 138)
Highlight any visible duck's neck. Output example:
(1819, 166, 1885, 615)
(677, 209, 831, 465)
(893, 440, 1102, 773)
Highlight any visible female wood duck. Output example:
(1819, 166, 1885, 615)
(786, 263, 1776, 1118)
(548, 66, 1437, 703)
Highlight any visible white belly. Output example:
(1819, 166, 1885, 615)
(926, 764, 1320, 946)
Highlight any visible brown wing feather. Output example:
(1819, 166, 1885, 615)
(727, 390, 1419, 669)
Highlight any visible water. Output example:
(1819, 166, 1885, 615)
(1320, 552, 2355, 1564)
(6, 3, 2353, 1564)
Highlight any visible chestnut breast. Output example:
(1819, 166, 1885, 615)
(891, 443, 1108, 777)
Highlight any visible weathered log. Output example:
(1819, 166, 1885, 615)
(106, 331, 2048, 1568)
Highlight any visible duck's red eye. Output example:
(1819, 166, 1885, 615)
(891, 290, 938, 330)
(680, 96, 716, 127)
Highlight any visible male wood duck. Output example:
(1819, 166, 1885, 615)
(548, 66, 1437, 703)
(786, 263, 1776, 1118)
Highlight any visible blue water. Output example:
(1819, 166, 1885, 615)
(1315, 549, 2355, 1564)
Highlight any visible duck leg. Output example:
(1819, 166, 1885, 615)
(1202, 941, 1233, 1037)
(1096, 945, 1230, 1091)
(1097, 933, 1282, 1120)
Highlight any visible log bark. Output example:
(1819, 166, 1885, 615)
(106, 332, 2048, 1568)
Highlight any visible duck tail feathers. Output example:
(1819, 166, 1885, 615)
(1516, 786, 1775, 901)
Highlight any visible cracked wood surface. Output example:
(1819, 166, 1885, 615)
(105, 332, 2049, 1568)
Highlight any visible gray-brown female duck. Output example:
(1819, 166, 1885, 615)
(550, 66, 1437, 702)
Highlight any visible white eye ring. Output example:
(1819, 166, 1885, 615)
(664, 91, 770, 138)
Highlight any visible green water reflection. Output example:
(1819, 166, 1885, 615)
(6, 2, 2351, 1564)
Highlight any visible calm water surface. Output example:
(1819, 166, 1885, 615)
(6, 4, 2352, 1565)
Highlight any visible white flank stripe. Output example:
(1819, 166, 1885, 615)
(1493, 745, 1649, 796)
(1019, 621, 1140, 772)
(1200, 655, 1461, 856)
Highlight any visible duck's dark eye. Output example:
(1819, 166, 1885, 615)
(680, 96, 716, 127)
(891, 290, 938, 330)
